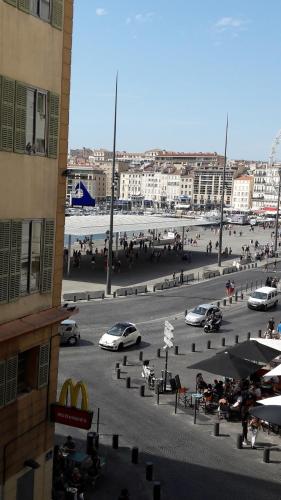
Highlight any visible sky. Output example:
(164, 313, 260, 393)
(69, 0, 281, 161)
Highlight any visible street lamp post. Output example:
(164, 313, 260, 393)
(274, 168, 281, 254)
(106, 73, 118, 295)
(218, 115, 229, 267)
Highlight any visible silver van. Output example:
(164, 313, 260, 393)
(248, 286, 278, 310)
(59, 319, 80, 345)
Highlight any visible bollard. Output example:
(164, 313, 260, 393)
(146, 462, 153, 481)
(250, 281, 253, 291)
(140, 385, 145, 397)
(122, 355, 127, 366)
(139, 351, 143, 361)
(174, 345, 179, 355)
(115, 362, 120, 369)
(223, 298, 226, 306)
(221, 337, 225, 347)
(258, 329, 262, 338)
(235, 335, 239, 344)
(263, 448, 270, 463)
(131, 447, 139, 464)
(157, 348, 161, 358)
(229, 296, 232, 304)
(191, 343, 195, 352)
(207, 340, 211, 349)
(112, 434, 119, 449)
(217, 301, 220, 308)
(153, 482, 161, 500)
(116, 368, 121, 379)
(126, 377, 131, 389)
(213, 422, 219, 436)
(246, 283, 248, 292)
(185, 309, 187, 317)
(86, 432, 95, 455)
(94, 434, 99, 449)
(236, 434, 243, 449)
(241, 292, 244, 300)
(247, 331, 251, 340)
(235, 292, 238, 302)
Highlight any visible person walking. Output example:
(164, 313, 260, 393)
(180, 269, 184, 284)
(230, 280, 235, 296)
(241, 407, 250, 446)
(225, 279, 231, 297)
(248, 416, 261, 449)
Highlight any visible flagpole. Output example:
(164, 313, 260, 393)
(106, 73, 118, 295)
(218, 114, 229, 267)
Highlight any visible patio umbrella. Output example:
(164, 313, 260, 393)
(187, 352, 259, 379)
(262, 364, 281, 378)
(250, 405, 281, 426)
(257, 395, 281, 406)
(221, 340, 280, 364)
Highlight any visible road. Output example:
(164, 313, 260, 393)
(57, 267, 281, 500)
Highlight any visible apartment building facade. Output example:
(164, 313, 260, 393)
(66, 165, 106, 202)
(0, 1, 73, 499)
(192, 167, 233, 207)
(231, 175, 254, 211)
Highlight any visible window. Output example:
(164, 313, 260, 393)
(31, 0, 51, 20)
(25, 88, 47, 154)
(20, 220, 42, 294)
(4, 0, 63, 30)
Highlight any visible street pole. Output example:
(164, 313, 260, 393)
(106, 73, 118, 295)
(164, 349, 168, 392)
(274, 168, 281, 254)
(218, 114, 229, 267)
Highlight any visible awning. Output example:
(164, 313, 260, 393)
(0, 306, 78, 343)
(64, 214, 217, 237)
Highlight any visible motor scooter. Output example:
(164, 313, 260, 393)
(204, 316, 222, 333)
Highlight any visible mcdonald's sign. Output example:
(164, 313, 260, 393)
(51, 379, 93, 430)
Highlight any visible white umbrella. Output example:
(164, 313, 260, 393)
(262, 364, 281, 378)
(257, 395, 281, 406)
(251, 338, 281, 352)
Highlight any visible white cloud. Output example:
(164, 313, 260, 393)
(216, 17, 243, 28)
(135, 12, 155, 23)
(96, 8, 107, 16)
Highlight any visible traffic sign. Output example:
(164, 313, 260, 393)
(164, 328, 174, 340)
(163, 337, 174, 348)
(165, 321, 174, 332)
(164, 320, 175, 348)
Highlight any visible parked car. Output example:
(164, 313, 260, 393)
(59, 319, 80, 346)
(99, 322, 141, 351)
(185, 304, 222, 326)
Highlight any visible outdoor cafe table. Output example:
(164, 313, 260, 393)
(189, 393, 203, 406)
(67, 451, 89, 466)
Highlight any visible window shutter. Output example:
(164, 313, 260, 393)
(0, 77, 15, 152)
(3, 0, 17, 6)
(0, 220, 11, 304)
(14, 82, 27, 154)
(5, 355, 18, 405)
(9, 220, 22, 302)
(18, 0, 30, 13)
(47, 93, 60, 159)
(40, 219, 55, 293)
(0, 360, 6, 409)
(38, 343, 50, 388)
(51, 0, 63, 30)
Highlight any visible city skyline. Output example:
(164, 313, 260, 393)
(69, 0, 281, 161)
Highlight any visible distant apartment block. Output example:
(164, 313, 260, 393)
(231, 175, 254, 210)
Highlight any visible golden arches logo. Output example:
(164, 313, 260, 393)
(58, 379, 89, 411)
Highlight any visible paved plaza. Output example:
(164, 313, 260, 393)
(62, 223, 280, 294)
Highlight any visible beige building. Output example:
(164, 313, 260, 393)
(66, 165, 106, 202)
(0, 1, 74, 499)
(90, 148, 113, 162)
(97, 161, 128, 198)
(120, 171, 182, 203)
(232, 175, 254, 210)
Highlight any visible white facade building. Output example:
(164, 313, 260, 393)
(120, 171, 182, 203)
(252, 163, 281, 210)
(231, 175, 254, 210)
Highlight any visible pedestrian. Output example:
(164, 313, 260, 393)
(118, 489, 130, 500)
(180, 269, 184, 284)
(172, 271, 176, 280)
(248, 416, 261, 449)
(230, 280, 235, 296)
(241, 407, 250, 446)
(225, 279, 231, 296)
(229, 247, 232, 255)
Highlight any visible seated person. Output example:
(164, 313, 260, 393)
(63, 435, 76, 453)
(196, 373, 208, 392)
(203, 385, 213, 402)
(213, 379, 224, 398)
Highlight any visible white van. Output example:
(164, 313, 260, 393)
(248, 286, 278, 310)
(59, 319, 80, 345)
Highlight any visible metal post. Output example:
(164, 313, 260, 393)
(174, 389, 178, 414)
(115, 231, 119, 259)
(139, 351, 143, 361)
(97, 407, 100, 434)
(218, 114, 229, 267)
(263, 448, 270, 463)
(106, 73, 118, 295)
(67, 234, 71, 275)
(182, 226, 185, 249)
(274, 169, 281, 254)
(112, 434, 119, 449)
(132, 447, 139, 464)
(164, 349, 168, 392)
(213, 423, 220, 436)
(193, 397, 198, 424)
(146, 462, 153, 481)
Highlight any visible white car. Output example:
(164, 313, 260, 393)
(185, 304, 222, 326)
(99, 322, 141, 351)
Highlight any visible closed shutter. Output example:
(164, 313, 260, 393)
(3, 0, 17, 6)
(0, 220, 11, 304)
(47, 93, 60, 158)
(14, 82, 27, 154)
(40, 219, 55, 293)
(38, 343, 50, 388)
(5, 355, 18, 405)
(51, 0, 63, 30)
(0, 77, 15, 152)
(0, 360, 6, 409)
(18, 0, 30, 13)
(9, 220, 22, 302)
